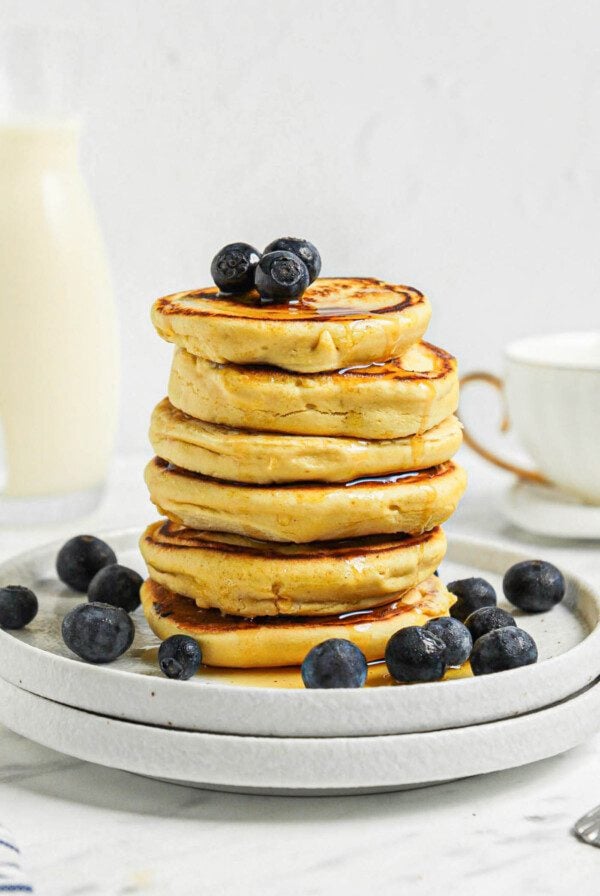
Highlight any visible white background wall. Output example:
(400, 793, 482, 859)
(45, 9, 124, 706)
(4, 0, 600, 453)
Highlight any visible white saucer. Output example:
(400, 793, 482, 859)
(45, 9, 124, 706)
(0, 675, 599, 794)
(0, 530, 599, 737)
(503, 480, 600, 540)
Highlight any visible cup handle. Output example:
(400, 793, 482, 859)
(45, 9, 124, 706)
(459, 371, 549, 484)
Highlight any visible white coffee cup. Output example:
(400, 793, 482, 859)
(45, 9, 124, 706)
(460, 331, 600, 504)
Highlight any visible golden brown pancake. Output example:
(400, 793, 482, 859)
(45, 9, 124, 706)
(168, 341, 459, 440)
(141, 575, 456, 667)
(150, 400, 463, 484)
(140, 519, 447, 616)
(151, 277, 431, 373)
(144, 457, 467, 543)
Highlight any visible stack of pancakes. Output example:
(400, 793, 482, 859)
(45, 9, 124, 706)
(140, 278, 466, 668)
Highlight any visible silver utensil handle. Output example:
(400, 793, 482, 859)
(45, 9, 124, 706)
(574, 804, 600, 847)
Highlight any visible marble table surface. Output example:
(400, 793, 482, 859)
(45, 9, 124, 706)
(0, 450, 598, 895)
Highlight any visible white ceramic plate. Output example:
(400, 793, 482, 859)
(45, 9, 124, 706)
(504, 480, 600, 540)
(0, 675, 599, 795)
(0, 530, 599, 737)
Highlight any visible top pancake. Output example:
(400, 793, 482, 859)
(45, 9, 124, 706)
(151, 277, 431, 373)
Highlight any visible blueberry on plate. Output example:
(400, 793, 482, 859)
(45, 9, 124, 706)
(255, 250, 310, 301)
(301, 638, 367, 689)
(424, 616, 472, 667)
(0, 585, 38, 630)
(62, 602, 135, 664)
(263, 237, 321, 283)
(464, 606, 516, 643)
(448, 577, 497, 623)
(470, 627, 538, 676)
(211, 242, 261, 294)
(56, 535, 117, 593)
(503, 560, 565, 613)
(385, 626, 447, 683)
(158, 635, 202, 681)
(87, 564, 143, 613)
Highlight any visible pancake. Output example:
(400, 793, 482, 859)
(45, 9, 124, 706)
(150, 400, 463, 484)
(144, 457, 467, 543)
(140, 519, 447, 616)
(151, 277, 431, 373)
(140, 575, 456, 667)
(168, 341, 459, 440)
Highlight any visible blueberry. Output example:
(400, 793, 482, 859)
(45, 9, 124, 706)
(424, 616, 472, 667)
(0, 585, 38, 630)
(301, 638, 367, 689)
(56, 535, 117, 593)
(470, 627, 538, 676)
(211, 242, 261, 294)
(385, 626, 447, 683)
(87, 564, 143, 613)
(62, 602, 135, 664)
(255, 250, 310, 301)
(263, 237, 321, 283)
(464, 606, 516, 642)
(503, 560, 565, 613)
(448, 577, 497, 623)
(158, 635, 202, 681)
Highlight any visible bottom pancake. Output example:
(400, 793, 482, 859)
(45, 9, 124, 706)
(141, 576, 456, 668)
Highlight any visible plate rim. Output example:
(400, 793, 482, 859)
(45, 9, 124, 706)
(0, 675, 599, 793)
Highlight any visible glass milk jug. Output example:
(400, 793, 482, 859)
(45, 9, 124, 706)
(0, 120, 119, 522)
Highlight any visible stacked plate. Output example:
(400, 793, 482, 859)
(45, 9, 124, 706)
(0, 530, 599, 795)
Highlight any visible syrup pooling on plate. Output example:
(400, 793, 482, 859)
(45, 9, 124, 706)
(132, 652, 473, 689)
(193, 661, 473, 689)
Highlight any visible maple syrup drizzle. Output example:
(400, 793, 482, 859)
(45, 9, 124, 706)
(155, 456, 449, 490)
(217, 342, 454, 379)
(150, 590, 420, 632)
(155, 278, 425, 322)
